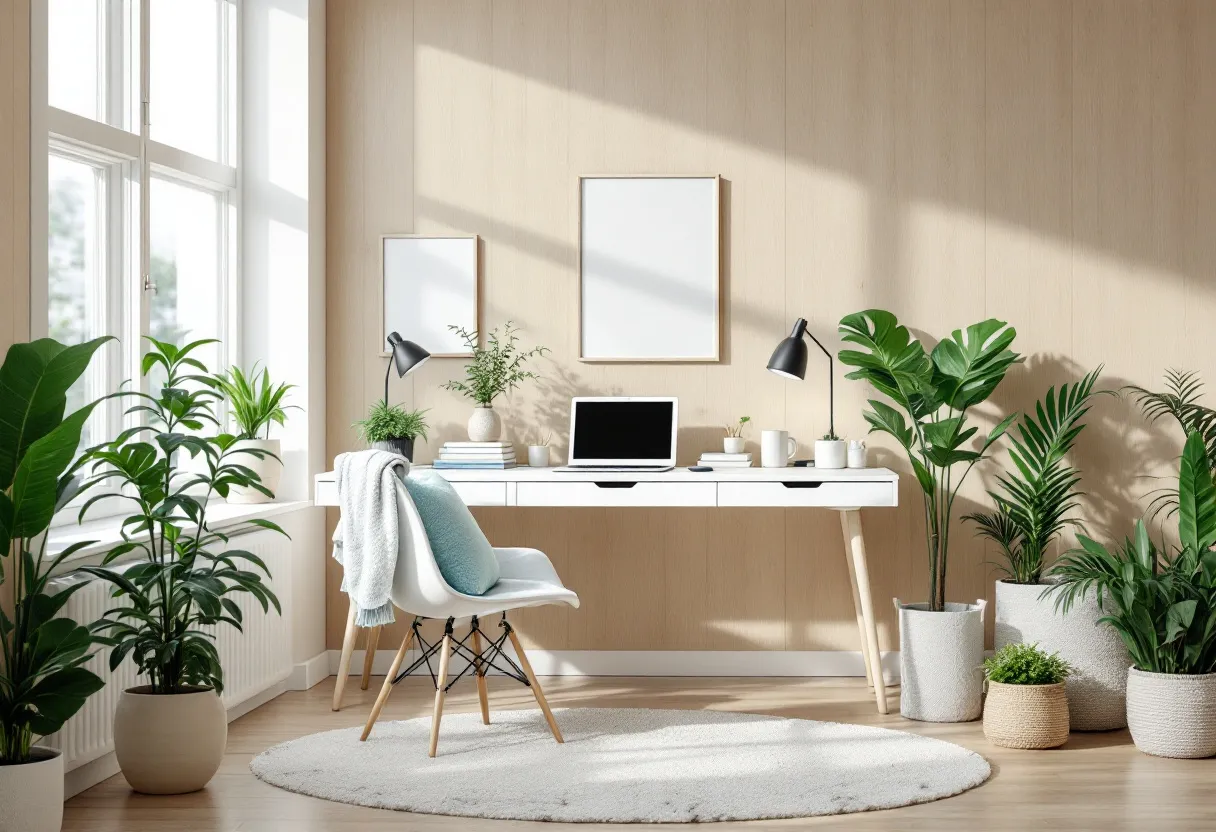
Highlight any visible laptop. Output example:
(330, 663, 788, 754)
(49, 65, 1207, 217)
(555, 397, 678, 472)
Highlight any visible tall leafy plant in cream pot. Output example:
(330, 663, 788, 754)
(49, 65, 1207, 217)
(838, 310, 1021, 721)
(443, 322, 548, 442)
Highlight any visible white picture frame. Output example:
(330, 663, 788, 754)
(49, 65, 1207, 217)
(381, 234, 480, 358)
(578, 175, 721, 362)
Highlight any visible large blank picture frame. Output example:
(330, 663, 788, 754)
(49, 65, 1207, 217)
(382, 234, 480, 358)
(579, 175, 721, 362)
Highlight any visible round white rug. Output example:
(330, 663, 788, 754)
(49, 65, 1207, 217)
(251, 708, 990, 823)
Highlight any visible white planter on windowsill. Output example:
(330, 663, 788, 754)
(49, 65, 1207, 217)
(226, 438, 282, 504)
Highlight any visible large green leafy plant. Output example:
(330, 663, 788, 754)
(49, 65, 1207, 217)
(442, 322, 548, 407)
(0, 338, 110, 763)
(965, 368, 1105, 584)
(838, 310, 1021, 611)
(78, 339, 283, 694)
(214, 364, 297, 440)
(1049, 431, 1216, 674)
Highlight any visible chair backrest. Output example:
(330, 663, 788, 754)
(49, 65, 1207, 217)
(388, 478, 469, 619)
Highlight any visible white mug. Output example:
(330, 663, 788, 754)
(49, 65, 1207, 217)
(761, 430, 798, 468)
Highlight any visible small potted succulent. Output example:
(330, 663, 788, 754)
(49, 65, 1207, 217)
(982, 643, 1072, 750)
(214, 363, 297, 504)
(724, 416, 750, 454)
(814, 429, 847, 469)
(354, 402, 428, 460)
(442, 322, 548, 442)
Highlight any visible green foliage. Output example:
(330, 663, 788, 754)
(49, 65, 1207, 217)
(965, 368, 1105, 584)
(984, 642, 1073, 685)
(838, 310, 1021, 611)
(441, 322, 548, 407)
(821, 431, 840, 441)
(1126, 370, 1216, 517)
(725, 416, 751, 438)
(0, 337, 112, 763)
(1048, 431, 1216, 674)
(215, 364, 298, 440)
(354, 401, 429, 443)
(77, 338, 283, 695)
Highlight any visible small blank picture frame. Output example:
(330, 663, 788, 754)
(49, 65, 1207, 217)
(579, 175, 721, 362)
(382, 234, 480, 357)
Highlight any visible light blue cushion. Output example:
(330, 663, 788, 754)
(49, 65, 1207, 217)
(402, 470, 500, 595)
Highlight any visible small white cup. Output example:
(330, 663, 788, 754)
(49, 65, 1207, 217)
(527, 445, 549, 468)
(761, 430, 797, 468)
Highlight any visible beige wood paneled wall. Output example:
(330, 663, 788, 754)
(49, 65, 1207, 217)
(0, 0, 30, 353)
(326, 0, 1216, 653)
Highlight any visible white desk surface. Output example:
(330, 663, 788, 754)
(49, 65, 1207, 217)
(316, 465, 897, 483)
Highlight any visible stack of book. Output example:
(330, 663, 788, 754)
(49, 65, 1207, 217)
(433, 441, 517, 469)
(697, 451, 752, 468)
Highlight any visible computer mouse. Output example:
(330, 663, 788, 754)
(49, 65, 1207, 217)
(687, 465, 713, 472)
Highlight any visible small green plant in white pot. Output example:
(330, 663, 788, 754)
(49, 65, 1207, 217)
(724, 416, 750, 454)
(354, 402, 428, 460)
(215, 363, 297, 504)
(442, 322, 548, 442)
(814, 429, 847, 469)
(982, 643, 1072, 750)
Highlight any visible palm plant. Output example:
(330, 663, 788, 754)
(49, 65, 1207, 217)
(838, 311, 1021, 611)
(964, 367, 1105, 583)
(214, 364, 298, 440)
(1126, 370, 1216, 518)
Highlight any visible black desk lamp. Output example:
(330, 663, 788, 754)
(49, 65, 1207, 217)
(384, 331, 430, 404)
(767, 317, 835, 438)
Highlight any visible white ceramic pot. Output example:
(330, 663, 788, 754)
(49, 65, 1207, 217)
(895, 599, 987, 722)
(814, 439, 847, 469)
(994, 579, 1130, 730)
(0, 747, 63, 832)
(114, 686, 227, 794)
(226, 438, 282, 504)
(723, 436, 745, 454)
(468, 406, 502, 442)
(1126, 668, 1216, 758)
(527, 445, 549, 467)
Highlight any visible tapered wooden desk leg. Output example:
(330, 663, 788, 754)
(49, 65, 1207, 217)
(508, 628, 563, 743)
(840, 510, 888, 715)
(840, 513, 875, 689)
(361, 626, 415, 741)
(360, 625, 382, 690)
(428, 634, 453, 758)
(332, 600, 358, 711)
(471, 626, 491, 724)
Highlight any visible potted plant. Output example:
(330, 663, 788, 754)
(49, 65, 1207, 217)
(442, 322, 548, 442)
(839, 310, 1021, 721)
(214, 364, 297, 504)
(76, 339, 284, 793)
(0, 337, 111, 832)
(982, 642, 1072, 749)
(814, 430, 847, 469)
(724, 416, 750, 454)
(1049, 431, 1216, 758)
(963, 368, 1128, 731)
(528, 430, 552, 468)
(354, 401, 428, 460)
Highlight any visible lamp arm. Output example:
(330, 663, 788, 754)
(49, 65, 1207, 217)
(383, 359, 392, 407)
(803, 329, 835, 437)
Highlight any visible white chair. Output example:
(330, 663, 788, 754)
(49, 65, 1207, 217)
(333, 478, 579, 757)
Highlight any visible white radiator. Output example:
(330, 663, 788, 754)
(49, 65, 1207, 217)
(41, 527, 294, 773)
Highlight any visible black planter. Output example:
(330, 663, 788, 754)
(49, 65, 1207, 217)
(371, 437, 415, 460)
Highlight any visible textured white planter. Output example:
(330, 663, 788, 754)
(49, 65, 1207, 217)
(226, 438, 282, 504)
(0, 747, 63, 832)
(994, 579, 1130, 730)
(814, 440, 847, 469)
(896, 599, 987, 722)
(1126, 669, 1216, 758)
(114, 686, 227, 794)
(468, 406, 502, 442)
(527, 445, 549, 467)
(723, 436, 745, 454)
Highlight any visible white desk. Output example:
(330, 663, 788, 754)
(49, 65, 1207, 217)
(315, 465, 899, 714)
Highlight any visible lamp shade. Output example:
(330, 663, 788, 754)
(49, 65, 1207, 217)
(767, 318, 809, 380)
(387, 331, 431, 377)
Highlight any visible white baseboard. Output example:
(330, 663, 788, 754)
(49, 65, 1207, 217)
(289, 651, 331, 690)
(329, 648, 901, 685)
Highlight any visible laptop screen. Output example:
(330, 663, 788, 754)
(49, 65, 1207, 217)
(571, 399, 675, 462)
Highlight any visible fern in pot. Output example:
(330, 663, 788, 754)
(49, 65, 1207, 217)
(442, 322, 548, 442)
(214, 363, 297, 504)
(76, 339, 284, 794)
(981, 643, 1072, 750)
(355, 402, 428, 460)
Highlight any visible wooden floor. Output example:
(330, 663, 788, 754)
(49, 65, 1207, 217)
(65, 675, 1215, 831)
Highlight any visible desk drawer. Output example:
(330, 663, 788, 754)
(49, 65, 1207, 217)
(516, 481, 716, 507)
(451, 481, 509, 506)
(717, 480, 896, 508)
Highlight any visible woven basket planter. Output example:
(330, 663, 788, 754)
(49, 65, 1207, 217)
(982, 681, 1070, 749)
(994, 580, 1130, 731)
(1126, 668, 1216, 759)
(896, 599, 987, 722)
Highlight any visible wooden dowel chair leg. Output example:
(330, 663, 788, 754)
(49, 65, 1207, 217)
(507, 627, 563, 744)
(471, 624, 491, 725)
(361, 625, 416, 742)
(428, 632, 453, 758)
(360, 625, 382, 690)
(332, 599, 359, 711)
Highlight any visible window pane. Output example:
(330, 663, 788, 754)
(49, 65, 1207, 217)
(150, 0, 222, 160)
(49, 0, 104, 121)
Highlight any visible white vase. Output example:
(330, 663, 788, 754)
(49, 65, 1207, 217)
(814, 439, 847, 469)
(114, 686, 227, 794)
(0, 747, 63, 832)
(895, 599, 987, 722)
(226, 438, 282, 504)
(1126, 668, 1216, 758)
(467, 406, 502, 442)
(723, 436, 745, 454)
(994, 579, 1130, 730)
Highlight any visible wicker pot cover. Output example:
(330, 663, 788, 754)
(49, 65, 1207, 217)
(982, 681, 1070, 749)
(994, 580, 1130, 731)
(1126, 669, 1216, 759)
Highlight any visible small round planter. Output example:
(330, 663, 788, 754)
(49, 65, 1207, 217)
(723, 436, 745, 455)
(994, 579, 1130, 731)
(527, 444, 549, 467)
(114, 686, 227, 794)
(468, 406, 502, 442)
(814, 439, 847, 469)
(895, 599, 987, 722)
(372, 436, 415, 460)
(227, 438, 282, 504)
(983, 681, 1070, 749)
(0, 747, 63, 832)
(1126, 668, 1216, 759)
